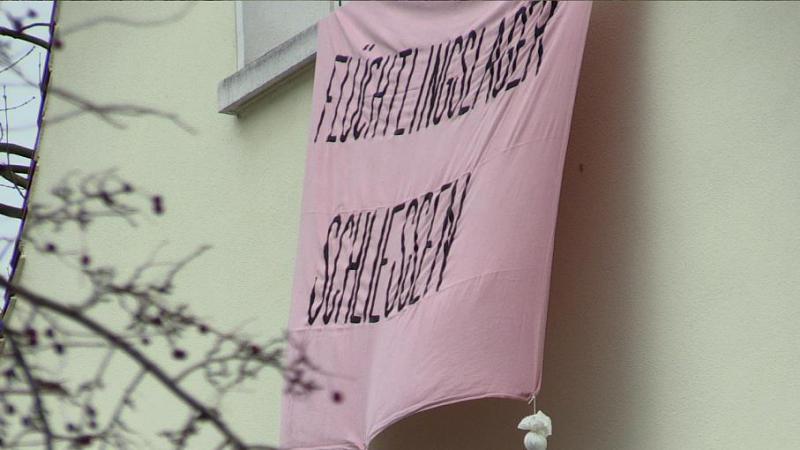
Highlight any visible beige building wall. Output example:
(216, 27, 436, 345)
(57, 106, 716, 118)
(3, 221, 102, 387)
(20, 1, 800, 449)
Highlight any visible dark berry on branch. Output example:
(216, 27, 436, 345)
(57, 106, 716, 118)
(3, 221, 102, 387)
(151, 195, 164, 215)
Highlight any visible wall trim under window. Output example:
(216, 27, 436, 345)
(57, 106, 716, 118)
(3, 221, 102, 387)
(217, 24, 317, 115)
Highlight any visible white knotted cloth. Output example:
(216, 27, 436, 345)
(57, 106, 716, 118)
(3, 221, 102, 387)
(517, 410, 552, 450)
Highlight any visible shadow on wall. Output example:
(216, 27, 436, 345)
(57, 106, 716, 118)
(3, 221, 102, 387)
(370, 3, 648, 449)
(538, 2, 650, 449)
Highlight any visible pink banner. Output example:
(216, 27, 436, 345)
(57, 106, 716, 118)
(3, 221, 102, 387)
(282, 2, 591, 448)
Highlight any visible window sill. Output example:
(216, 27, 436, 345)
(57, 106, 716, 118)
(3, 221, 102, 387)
(217, 24, 317, 115)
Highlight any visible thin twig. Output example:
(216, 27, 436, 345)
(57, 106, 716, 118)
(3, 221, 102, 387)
(0, 275, 273, 450)
(5, 332, 55, 450)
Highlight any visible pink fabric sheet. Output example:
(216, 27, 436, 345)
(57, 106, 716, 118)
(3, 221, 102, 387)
(281, 2, 591, 448)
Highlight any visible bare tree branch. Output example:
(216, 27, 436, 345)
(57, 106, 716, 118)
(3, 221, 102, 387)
(0, 164, 31, 189)
(0, 170, 327, 448)
(0, 27, 50, 49)
(0, 96, 36, 112)
(45, 86, 196, 133)
(0, 202, 23, 218)
(0, 143, 34, 159)
(18, 23, 52, 33)
(0, 275, 271, 450)
(0, 46, 35, 75)
(59, 4, 196, 35)
(0, 5, 327, 448)
(5, 332, 54, 450)
(0, 164, 29, 173)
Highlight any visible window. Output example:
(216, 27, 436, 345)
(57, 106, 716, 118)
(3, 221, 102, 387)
(219, 1, 347, 114)
(235, 1, 335, 69)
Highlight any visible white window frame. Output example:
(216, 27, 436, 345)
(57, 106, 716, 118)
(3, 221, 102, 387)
(218, 1, 344, 115)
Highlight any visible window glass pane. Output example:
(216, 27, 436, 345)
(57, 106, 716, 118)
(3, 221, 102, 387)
(240, 1, 332, 66)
